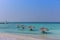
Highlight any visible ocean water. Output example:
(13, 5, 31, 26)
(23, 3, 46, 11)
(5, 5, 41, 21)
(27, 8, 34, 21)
(0, 22, 60, 39)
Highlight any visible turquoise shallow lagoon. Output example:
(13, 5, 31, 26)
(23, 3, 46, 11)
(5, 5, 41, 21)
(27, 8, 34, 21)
(0, 22, 60, 39)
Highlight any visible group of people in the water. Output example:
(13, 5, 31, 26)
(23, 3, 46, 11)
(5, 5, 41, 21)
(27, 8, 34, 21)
(17, 24, 25, 29)
(17, 24, 49, 34)
(17, 24, 35, 31)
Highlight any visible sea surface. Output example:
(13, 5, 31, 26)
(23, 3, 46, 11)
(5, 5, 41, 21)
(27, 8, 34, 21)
(0, 22, 60, 39)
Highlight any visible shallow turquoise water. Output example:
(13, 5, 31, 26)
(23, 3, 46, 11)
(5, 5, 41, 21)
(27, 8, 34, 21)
(0, 22, 60, 38)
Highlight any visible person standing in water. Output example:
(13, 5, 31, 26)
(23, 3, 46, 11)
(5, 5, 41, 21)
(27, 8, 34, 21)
(21, 25, 25, 30)
(28, 26, 35, 31)
(40, 27, 49, 34)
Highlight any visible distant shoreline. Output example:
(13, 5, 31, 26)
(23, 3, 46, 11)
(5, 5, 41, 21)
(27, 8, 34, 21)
(0, 22, 60, 24)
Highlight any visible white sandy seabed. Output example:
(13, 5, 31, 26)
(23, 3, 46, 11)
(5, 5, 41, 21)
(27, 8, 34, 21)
(0, 33, 59, 40)
(0, 33, 43, 40)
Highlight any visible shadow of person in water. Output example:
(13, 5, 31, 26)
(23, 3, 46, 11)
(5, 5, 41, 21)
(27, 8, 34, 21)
(40, 33, 48, 39)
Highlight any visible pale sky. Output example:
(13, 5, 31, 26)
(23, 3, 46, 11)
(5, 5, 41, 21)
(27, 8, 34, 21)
(0, 0, 60, 22)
